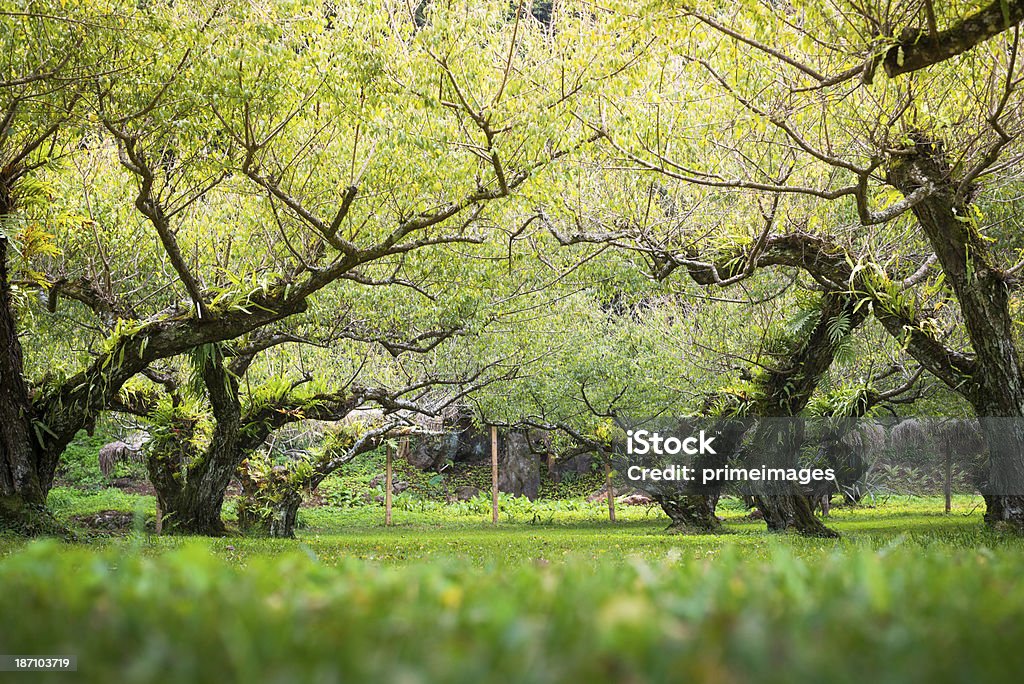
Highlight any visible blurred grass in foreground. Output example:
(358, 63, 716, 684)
(0, 495, 1022, 683)
(1, 536, 1022, 684)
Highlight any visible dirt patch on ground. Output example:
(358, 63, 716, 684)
(70, 510, 153, 533)
(108, 477, 157, 496)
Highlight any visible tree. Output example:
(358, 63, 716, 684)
(233, 365, 500, 538)
(108, 323, 507, 535)
(2, 0, 620, 532)
(1, 1, 119, 531)
(584, 1, 1024, 527)
(649, 293, 870, 537)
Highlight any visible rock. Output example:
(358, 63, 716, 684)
(70, 510, 146, 533)
(406, 433, 459, 470)
(404, 413, 493, 470)
(547, 452, 596, 482)
(498, 430, 540, 500)
(587, 485, 622, 503)
(369, 475, 410, 494)
(620, 493, 654, 506)
(455, 428, 491, 464)
(454, 485, 481, 501)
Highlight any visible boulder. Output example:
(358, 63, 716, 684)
(404, 409, 517, 471)
(368, 474, 410, 494)
(498, 430, 540, 500)
(620, 493, 654, 506)
(406, 433, 459, 470)
(70, 510, 146, 533)
(547, 452, 596, 482)
(454, 485, 481, 501)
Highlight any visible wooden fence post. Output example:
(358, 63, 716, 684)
(385, 442, 393, 526)
(605, 459, 616, 522)
(944, 445, 952, 514)
(491, 426, 499, 525)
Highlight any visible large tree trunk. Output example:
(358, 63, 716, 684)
(235, 423, 390, 539)
(650, 419, 740, 533)
(237, 488, 302, 538)
(145, 412, 233, 536)
(753, 491, 837, 536)
(149, 459, 235, 536)
(0, 241, 39, 500)
(145, 345, 242, 535)
(744, 294, 865, 537)
(237, 460, 334, 539)
(148, 423, 267, 537)
(660, 494, 722, 532)
(889, 138, 1024, 529)
(978, 419, 1024, 528)
(0, 188, 58, 533)
(983, 495, 1024, 526)
(236, 454, 299, 538)
(146, 346, 368, 536)
(746, 419, 841, 538)
(673, 270, 867, 535)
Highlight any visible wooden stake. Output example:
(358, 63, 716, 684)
(385, 442, 393, 526)
(605, 458, 616, 522)
(944, 445, 952, 514)
(155, 501, 163, 535)
(491, 425, 499, 525)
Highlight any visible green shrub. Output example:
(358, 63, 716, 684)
(538, 470, 605, 499)
(46, 487, 154, 520)
(1, 541, 1023, 683)
(55, 431, 111, 490)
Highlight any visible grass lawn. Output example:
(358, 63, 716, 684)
(2, 490, 1001, 565)
(2, 493, 1022, 683)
